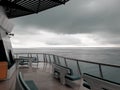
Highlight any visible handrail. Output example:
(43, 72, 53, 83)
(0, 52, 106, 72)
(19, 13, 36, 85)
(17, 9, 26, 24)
(14, 52, 120, 68)
(14, 52, 120, 84)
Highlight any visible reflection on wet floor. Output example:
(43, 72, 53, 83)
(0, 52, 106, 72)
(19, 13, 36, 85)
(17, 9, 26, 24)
(0, 62, 87, 90)
(19, 62, 83, 90)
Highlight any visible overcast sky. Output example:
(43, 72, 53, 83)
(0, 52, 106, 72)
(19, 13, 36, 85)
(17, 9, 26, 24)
(11, 0, 120, 48)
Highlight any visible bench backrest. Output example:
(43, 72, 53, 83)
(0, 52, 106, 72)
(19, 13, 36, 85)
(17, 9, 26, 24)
(16, 72, 30, 90)
(83, 73, 120, 90)
(52, 64, 73, 75)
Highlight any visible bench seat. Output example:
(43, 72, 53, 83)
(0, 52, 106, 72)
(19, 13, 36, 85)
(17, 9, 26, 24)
(25, 80, 38, 90)
(65, 75, 80, 81)
(53, 66, 80, 81)
(52, 64, 81, 87)
(16, 72, 38, 90)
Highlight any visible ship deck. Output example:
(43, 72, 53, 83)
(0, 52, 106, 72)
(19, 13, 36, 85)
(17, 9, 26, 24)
(0, 62, 87, 90)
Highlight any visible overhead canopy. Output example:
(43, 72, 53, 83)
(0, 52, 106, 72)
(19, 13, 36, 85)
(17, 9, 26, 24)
(0, 0, 69, 18)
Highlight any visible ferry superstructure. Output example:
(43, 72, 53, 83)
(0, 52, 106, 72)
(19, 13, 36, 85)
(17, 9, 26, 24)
(0, 0, 120, 90)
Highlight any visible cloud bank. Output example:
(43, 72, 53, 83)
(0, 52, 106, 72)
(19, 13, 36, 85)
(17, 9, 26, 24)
(11, 0, 120, 47)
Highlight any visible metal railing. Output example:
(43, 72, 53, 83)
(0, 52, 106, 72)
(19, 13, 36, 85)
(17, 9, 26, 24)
(14, 52, 120, 84)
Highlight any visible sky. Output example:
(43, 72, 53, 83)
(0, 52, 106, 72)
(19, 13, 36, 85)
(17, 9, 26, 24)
(10, 0, 120, 48)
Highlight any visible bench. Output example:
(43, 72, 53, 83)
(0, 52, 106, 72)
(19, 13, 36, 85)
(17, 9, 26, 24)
(83, 80, 91, 89)
(16, 72, 38, 90)
(83, 73, 120, 90)
(52, 64, 80, 86)
(19, 56, 38, 68)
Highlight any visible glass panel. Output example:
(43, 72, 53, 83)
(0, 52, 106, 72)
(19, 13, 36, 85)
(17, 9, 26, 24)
(52, 55, 56, 64)
(66, 59, 79, 76)
(31, 54, 37, 58)
(36, 54, 39, 61)
(102, 65, 120, 84)
(50, 55, 54, 63)
(30, 54, 37, 62)
(38, 54, 43, 62)
(79, 62, 100, 77)
(54, 56, 59, 65)
(18, 54, 28, 58)
(14, 54, 17, 58)
(59, 57, 66, 67)
(48, 55, 51, 63)
(46, 55, 50, 63)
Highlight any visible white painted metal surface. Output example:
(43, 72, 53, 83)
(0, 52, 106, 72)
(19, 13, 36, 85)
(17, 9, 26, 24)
(52, 64, 69, 85)
(0, 6, 14, 33)
(83, 74, 120, 90)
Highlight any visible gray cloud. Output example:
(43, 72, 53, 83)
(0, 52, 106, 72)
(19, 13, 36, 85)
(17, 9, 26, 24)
(12, 0, 120, 34)
(45, 35, 81, 45)
(95, 32, 120, 45)
(10, 0, 120, 47)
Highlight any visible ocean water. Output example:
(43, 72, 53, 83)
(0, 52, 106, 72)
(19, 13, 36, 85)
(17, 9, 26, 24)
(14, 47, 120, 65)
(13, 47, 120, 83)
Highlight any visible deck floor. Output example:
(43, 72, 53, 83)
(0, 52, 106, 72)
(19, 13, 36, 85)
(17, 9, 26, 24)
(0, 62, 88, 90)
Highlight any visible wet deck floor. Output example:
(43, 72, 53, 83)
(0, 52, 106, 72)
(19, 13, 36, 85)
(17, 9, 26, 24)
(0, 62, 88, 90)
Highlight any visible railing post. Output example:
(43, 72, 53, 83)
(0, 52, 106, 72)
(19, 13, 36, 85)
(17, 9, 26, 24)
(15, 53, 18, 58)
(57, 56, 60, 65)
(43, 54, 45, 63)
(30, 53, 32, 58)
(27, 53, 29, 57)
(36, 53, 39, 68)
(53, 55, 56, 64)
(99, 64, 103, 78)
(45, 54, 48, 63)
(48, 55, 51, 64)
(64, 58, 68, 67)
(36, 53, 39, 61)
(16, 53, 18, 58)
(77, 60, 82, 76)
(44, 54, 47, 63)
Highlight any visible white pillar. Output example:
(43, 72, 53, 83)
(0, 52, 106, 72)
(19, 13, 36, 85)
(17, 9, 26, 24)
(0, 6, 14, 34)
(0, 6, 15, 80)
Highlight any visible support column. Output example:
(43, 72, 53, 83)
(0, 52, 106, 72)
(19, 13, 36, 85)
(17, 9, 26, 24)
(0, 6, 15, 80)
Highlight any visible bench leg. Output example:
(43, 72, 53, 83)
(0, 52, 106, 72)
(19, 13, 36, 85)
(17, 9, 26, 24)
(60, 74, 66, 85)
(65, 79, 76, 87)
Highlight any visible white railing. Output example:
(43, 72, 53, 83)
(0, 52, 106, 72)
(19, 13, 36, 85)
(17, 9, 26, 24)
(14, 52, 120, 84)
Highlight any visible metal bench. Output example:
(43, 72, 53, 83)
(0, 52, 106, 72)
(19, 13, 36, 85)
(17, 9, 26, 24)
(16, 72, 38, 90)
(83, 73, 120, 90)
(52, 64, 80, 86)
